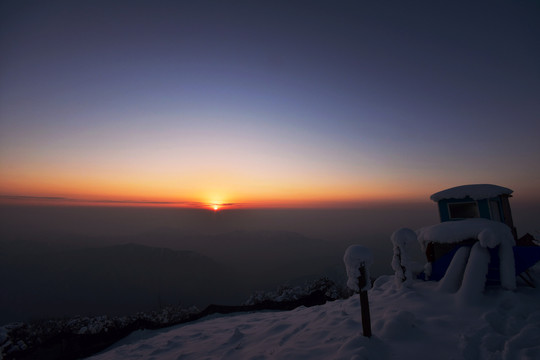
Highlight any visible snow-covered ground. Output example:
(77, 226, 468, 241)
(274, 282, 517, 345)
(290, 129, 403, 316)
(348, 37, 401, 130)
(88, 268, 540, 360)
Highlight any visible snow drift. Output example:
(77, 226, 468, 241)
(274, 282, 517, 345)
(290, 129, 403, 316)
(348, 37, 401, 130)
(87, 267, 540, 360)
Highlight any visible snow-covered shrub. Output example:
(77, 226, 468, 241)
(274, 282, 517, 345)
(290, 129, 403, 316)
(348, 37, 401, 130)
(0, 305, 201, 359)
(304, 277, 351, 300)
(390, 228, 417, 287)
(136, 305, 200, 325)
(243, 277, 347, 306)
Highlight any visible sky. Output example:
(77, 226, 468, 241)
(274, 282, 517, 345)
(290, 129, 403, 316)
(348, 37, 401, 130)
(1, 0, 539, 209)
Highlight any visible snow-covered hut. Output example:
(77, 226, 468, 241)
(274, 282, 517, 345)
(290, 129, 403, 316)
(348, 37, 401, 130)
(414, 184, 540, 288)
(430, 184, 516, 240)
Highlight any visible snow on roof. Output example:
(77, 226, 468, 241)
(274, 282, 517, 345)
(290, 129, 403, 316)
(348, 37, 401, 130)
(416, 219, 515, 251)
(430, 184, 513, 202)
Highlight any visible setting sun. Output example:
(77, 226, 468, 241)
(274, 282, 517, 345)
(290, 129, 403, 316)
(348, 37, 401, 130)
(212, 204, 219, 211)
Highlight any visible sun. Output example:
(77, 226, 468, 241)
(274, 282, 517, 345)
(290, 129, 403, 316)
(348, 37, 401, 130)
(208, 198, 228, 211)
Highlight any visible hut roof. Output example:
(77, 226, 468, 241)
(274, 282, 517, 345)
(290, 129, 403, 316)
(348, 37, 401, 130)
(430, 184, 513, 202)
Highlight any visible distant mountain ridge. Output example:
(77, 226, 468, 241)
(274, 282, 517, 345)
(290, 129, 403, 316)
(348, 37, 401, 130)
(0, 241, 235, 324)
(0, 230, 347, 324)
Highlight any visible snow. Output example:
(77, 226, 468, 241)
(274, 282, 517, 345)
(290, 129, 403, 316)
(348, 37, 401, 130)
(417, 219, 516, 291)
(457, 242, 491, 305)
(87, 267, 540, 360)
(498, 241, 516, 290)
(430, 184, 513, 202)
(437, 246, 471, 293)
(343, 245, 373, 292)
(416, 219, 515, 250)
(390, 228, 418, 287)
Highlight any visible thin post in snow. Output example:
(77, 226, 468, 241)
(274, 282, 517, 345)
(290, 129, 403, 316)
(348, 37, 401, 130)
(344, 245, 373, 338)
(358, 264, 372, 338)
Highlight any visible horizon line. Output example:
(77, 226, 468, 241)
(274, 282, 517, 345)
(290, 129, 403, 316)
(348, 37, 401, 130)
(0, 194, 435, 210)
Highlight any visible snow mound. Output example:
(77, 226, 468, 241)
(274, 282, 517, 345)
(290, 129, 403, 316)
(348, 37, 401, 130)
(391, 228, 418, 286)
(437, 246, 471, 293)
(343, 245, 373, 292)
(430, 184, 513, 202)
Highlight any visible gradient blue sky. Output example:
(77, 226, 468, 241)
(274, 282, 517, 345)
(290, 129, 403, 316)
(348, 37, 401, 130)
(1, 0, 539, 207)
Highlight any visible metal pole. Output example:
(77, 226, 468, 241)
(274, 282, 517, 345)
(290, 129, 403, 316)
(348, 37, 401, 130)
(358, 264, 372, 337)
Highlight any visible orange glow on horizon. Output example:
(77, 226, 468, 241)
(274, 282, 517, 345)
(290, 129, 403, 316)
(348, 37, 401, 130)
(0, 170, 435, 209)
(0, 190, 430, 209)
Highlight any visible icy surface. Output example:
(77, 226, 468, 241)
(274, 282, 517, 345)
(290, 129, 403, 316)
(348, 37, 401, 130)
(88, 266, 540, 360)
(430, 184, 513, 201)
(343, 245, 373, 292)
